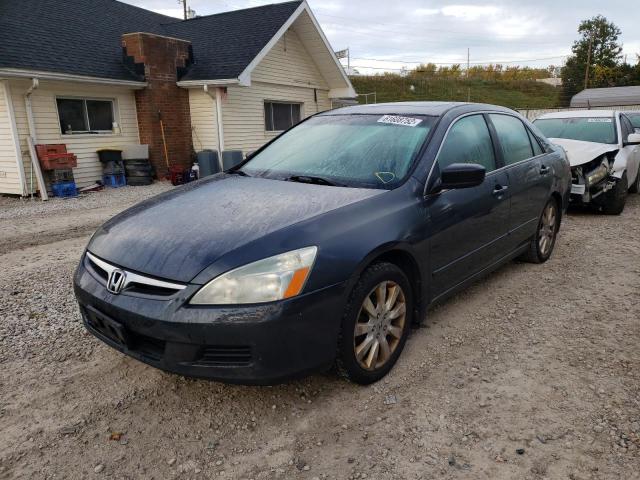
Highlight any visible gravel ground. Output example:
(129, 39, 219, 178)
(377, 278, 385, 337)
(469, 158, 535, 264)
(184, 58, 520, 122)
(0, 185, 639, 480)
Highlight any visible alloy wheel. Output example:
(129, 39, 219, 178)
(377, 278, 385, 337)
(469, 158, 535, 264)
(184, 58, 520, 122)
(538, 202, 557, 257)
(353, 281, 406, 370)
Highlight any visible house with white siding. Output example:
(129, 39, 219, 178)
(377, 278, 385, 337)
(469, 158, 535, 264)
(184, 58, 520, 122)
(0, 0, 355, 196)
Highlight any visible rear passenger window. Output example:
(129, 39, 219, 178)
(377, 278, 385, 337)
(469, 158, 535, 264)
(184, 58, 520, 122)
(527, 129, 544, 156)
(489, 114, 534, 165)
(438, 115, 496, 173)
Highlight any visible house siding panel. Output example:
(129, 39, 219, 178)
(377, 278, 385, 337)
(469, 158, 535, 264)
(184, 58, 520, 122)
(188, 89, 219, 152)
(215, 28, 331, 154)
(8, 79, 141, 190)
(221, 82, 330, 154)
(0, 81, 22, 195)
(252, 29, 329, 89)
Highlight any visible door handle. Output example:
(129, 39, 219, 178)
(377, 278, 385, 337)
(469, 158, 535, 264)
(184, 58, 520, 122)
(492, 185, 508, 196)
(540, 165, 550, 175)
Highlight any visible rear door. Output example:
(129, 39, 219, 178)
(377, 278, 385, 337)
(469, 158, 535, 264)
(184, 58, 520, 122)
(427, 114, 511, 298)
(488, 113, 551, 247)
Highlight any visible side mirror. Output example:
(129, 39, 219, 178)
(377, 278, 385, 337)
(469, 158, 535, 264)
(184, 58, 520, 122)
(440, 163, 486, 189)
(626, 133, 640, 145)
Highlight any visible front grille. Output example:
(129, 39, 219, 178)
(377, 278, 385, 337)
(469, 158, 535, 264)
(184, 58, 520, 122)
(194, 346, 253, 366)
(85, 252, 186, 298)
(87, 256, 108, 281)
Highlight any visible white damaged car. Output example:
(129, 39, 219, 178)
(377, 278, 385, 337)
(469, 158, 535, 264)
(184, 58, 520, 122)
(533, 110, 640, 214)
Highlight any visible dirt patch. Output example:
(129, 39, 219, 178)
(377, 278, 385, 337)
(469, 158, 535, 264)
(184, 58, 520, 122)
(0, 187, 638, 479)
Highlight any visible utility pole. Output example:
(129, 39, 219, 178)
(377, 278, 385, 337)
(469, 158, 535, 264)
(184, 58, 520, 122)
(467, 48, 471, 102)
(584, 32, 594, 90)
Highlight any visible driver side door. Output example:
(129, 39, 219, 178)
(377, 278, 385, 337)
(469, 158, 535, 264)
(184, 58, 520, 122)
(426, 114, 511, 300)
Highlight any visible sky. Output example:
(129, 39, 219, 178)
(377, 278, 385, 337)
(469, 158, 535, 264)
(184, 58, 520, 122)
(121, 0, 640, 75)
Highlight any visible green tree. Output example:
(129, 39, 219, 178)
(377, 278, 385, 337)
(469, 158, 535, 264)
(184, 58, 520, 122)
(560, 15, 623, 105)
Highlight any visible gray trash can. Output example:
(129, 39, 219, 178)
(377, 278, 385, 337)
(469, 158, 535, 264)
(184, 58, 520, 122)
(197, 150, 221, 178)
(222, 150, 244, 170)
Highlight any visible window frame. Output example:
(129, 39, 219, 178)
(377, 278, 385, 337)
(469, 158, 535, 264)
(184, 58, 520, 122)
(55, 96, 117, 135)
(486, 113, 536, 168)
(435, 113, 498, 174)
(264, 101, 303, 133)
(620, 114, 634, 141)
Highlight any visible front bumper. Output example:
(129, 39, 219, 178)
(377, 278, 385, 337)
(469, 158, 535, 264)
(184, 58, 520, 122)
(73, 256, 348, 385)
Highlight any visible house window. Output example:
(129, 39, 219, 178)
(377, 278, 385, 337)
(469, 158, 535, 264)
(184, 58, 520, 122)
(264, 102, 301, 131)
(57, 98, 115, 134)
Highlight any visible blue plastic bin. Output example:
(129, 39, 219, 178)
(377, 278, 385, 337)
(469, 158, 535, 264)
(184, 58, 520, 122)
(51, 181, 78, 198)
(102, 173, 127, 188)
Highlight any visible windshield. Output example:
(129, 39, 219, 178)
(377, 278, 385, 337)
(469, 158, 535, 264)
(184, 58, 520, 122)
(241, 114, 435, 189)
(627, 113, 640, 130)
(533, 117, 617, 144)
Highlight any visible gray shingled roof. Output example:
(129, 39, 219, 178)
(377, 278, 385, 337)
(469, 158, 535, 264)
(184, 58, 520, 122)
(0, 0, 302, 82)
(163, 1, 302, 81)
(571, 86, 640, 107)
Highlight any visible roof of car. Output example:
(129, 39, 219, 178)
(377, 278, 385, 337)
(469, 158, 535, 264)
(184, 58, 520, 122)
(535, 110, 617, 120)
(321, 101, 514, 116)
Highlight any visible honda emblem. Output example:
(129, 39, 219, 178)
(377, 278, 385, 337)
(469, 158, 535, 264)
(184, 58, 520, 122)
(107, 269, 126, 294)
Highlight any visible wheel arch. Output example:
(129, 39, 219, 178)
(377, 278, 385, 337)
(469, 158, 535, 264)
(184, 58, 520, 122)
(550, 191, 563, 231)
(346, 244, 424, 324)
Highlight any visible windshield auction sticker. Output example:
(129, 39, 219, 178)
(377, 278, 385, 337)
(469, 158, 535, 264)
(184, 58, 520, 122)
(587, 118, 613, 123)
(377, 115, 423, 127)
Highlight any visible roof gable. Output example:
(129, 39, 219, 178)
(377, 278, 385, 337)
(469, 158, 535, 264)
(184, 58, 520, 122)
(164, 1, 302, 81)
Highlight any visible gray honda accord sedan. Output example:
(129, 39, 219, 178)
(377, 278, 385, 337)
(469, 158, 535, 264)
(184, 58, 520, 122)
(74, 102, 571, 385)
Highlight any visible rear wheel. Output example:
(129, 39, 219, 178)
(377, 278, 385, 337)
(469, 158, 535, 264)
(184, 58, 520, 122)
(336, 262, 413, 384)
(602, 172, 627, 215)
(520, 197, 559, 264)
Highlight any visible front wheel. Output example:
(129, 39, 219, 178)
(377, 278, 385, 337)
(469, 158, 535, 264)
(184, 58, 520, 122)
(336, 262, 413, 384)
(602, 172, 627, 215)
(520, 197, 559, 264)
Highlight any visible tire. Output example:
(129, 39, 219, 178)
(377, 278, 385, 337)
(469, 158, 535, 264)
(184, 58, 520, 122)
(124, 160, 150, 167)
(125, 166, 153, 176)
(126, 177, 153, 186)
(520, 197, 560, 264)
(629, 170, 640, 194)
(602, 172, 627, 215)
(336, 262, 413, 385)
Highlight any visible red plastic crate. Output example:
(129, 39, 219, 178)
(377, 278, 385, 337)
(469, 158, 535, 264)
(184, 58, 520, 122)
(36, 144, 67, 158)
(39, 153, 77, 170)
(36, 144, 77, 170)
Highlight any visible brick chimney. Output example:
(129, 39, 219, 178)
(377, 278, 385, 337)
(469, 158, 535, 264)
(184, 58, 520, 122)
(122, 32, 193, 175)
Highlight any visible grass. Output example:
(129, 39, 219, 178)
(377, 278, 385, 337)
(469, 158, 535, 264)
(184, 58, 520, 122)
(350, 76, 562, 109)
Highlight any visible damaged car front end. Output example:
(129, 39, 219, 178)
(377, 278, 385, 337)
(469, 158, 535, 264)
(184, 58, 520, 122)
(533, 111, 640, 214)
(567, 149, 618, 204)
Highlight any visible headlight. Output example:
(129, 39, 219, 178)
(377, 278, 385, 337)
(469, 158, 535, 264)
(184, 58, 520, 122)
(190, 246, 317, 305)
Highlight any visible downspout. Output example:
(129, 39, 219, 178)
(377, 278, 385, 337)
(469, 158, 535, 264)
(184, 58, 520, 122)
(25, 78, 39, 197)
(203, 84, 224, 171)
(1, 80, 28, 197)
(25, 78, 39, 141)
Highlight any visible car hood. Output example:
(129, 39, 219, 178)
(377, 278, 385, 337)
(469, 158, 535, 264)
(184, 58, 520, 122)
(88, 174, 384, 283)
(549, 138, 618, 167)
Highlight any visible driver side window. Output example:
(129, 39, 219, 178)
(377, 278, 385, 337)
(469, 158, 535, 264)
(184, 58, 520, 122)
(438, 115, 497, 173)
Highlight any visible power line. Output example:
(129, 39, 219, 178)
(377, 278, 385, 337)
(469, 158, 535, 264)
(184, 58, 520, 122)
(350, 55, 568, 65)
